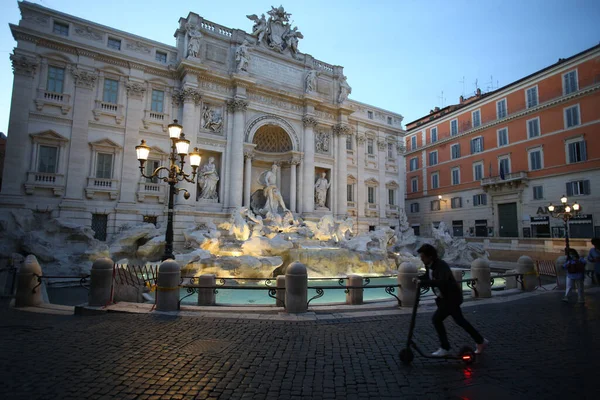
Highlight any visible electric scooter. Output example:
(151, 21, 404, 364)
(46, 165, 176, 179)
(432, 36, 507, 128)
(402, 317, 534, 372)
(399, 280, 475, 365)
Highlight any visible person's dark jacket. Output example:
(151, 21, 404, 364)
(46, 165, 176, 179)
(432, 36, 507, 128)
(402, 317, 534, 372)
(419, 258, 463, 306)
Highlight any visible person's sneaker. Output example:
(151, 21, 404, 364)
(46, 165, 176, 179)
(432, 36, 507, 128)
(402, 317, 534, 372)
(431, 348, 450, 357)
(562, 296, 569, 302)
(475, 339, 489, 354)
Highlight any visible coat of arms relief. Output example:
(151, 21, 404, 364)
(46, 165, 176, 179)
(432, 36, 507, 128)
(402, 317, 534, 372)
(247, 6, 303, 58)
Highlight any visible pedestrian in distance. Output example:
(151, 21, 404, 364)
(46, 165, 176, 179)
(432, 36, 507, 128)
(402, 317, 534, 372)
(563, 248, 586, 303)
(417, 244, 489, 357)
(587, 238, 600, 285)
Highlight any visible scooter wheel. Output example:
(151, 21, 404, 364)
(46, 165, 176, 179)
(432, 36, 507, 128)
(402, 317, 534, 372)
(399, 348, 414, 365)
(458, 346, 475, 364)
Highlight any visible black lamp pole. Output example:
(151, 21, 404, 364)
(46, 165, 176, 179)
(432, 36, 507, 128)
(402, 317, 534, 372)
(135, 120, 201, 261)
(547, 195, 581, 257)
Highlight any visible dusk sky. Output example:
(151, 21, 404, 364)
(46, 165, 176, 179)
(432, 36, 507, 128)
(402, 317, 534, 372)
(0, 0, 599, 134)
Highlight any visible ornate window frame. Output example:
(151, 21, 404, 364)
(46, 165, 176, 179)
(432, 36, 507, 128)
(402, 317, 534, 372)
(25, 130, 69, 196)
(137, 146, 169, 203)
(143, 79, 171, 132)
(86, 139, 122, 200)
(93, 67, 126, 124)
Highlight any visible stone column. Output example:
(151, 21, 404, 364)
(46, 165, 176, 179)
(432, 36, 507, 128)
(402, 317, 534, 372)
(302, 116, 317, 214)
(64, 68, 98, 201)
(178, 87, 202, 206)
(296, 155, 304, 214)
(289, 158, 299, 213)
(275, 161, 282, 188)
(227, 99, 248, 209)
(243, 150, 253, 207)
(1, 54, 38, 198)
(334, 124, 350, 219)
(356, 135, 367, 221)
(377, 138, 387, 224)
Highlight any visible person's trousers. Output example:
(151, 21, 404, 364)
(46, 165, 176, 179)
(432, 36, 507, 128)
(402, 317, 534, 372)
(432, 299, 483, 350)
(565, 277, 584, 299)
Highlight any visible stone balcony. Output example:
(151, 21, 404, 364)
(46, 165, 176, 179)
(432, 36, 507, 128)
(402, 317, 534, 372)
(386, 204, 399, 218)
(24, 172, 65, 196)
(136, 181, 166, 203)
(34, 89, 71, 115)
(142, 110, 169, 131)
(481, 171, 529, 191)
(93, 101, 124, 124)
(85, 177, 119, 200)
(365, 202, 379, 218)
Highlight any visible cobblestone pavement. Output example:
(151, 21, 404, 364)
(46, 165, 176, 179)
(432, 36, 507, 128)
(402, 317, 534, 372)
(1, 290, 598, 400)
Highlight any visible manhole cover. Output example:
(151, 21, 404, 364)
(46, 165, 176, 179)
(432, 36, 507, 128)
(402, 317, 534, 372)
(178, 339, 231, 354)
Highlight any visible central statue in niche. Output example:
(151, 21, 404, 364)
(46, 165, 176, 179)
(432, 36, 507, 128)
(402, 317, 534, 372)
(251, 163, 295, 228)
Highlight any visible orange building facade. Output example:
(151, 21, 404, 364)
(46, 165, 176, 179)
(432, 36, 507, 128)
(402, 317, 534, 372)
(404, 44, 600, 239)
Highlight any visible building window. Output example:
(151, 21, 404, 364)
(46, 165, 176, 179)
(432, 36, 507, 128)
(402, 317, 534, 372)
(473, 194, 487, 206)
(566, 180, 591, 196)
(387, 116, 393, 125)
(567, 139, 587, 163)
(347, 184, 354, 202)
(473, 162, 484, 181)
(497, 128, 509, 147)
(429, 151, 438, 166)
(450, 119, 458, 136)
(367, 187, 376, 204)
(47, 66, 65, 93)
(91, 214, 108, 241)
(369, 225, 376, 232)
(452, 220, 464, 237)
(411, 177, 418, 193)
(387, 143, 394, 160)
(527, 117, 540, 138)
(145, 160, 160, 183)
(528, 148, 543, 171)
(431, 200, 441, 211)
(388, 189, 395, 205)
(409, 157, 419, 171)
(470, 136, 484, 154)
(499, 157, 511, 175)
(155, 51, 168, 63)
(53, 21, 69, 36)
(563, 70, 578, 95)
(367, 111, 373, 119)
(143, 215, 158, 226)
(526, 86, 538, 108)
(431, 172, 439, 189)
(412, 225, 420, 236)
(367, 139, 374, 154)
(95, 153, 113, 179)
(410, 203, 419, 213)
(431, 127, 438, 143)
(533, 186, 544, 200)
(410, 136, 417, 150)
(103, 78, 119, 104)
(564, 105, 580, 128)
(151, 90, 164, 112)
(346, 135, 353, 150)
(38, 145, 58, 173)
(451, 197, 462, 209)
(497, 99, 507, 119)
(451, 167, 460, 185)
(451, 143, 461, 159)
(472, 110, 481, 128)
(107, 37, 121, 50)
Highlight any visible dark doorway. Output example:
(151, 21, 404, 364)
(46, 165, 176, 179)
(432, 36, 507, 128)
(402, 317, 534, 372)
(498, 202, 518, 237)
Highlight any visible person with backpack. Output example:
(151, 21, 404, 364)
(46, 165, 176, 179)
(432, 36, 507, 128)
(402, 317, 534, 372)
(563, 248, 586, 303)
(587, 238, 600, 285)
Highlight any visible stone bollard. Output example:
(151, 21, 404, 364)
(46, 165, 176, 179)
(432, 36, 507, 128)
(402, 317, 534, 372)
(197, 274, 216, 306)
(451, 269, 463, 291)
(346, 274, 363, 305)
(88, 258, 114, 307)
(517, 255, 537, 291)
(155, 260, 181, 312)
(276, 275, 285, 307)
(285, 261, 308, 313)
(15, 255, 44, 307)
(555, 256, 567, 289)
(398, 262, 419, 307)
(471, 258, 491, 298)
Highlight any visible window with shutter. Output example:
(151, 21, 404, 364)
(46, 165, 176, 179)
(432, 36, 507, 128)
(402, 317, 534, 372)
(527, 118, 540, 138)
(526, 87, 538, 108)
(563, 71, 578, 95)
(450, 119, 458, 136)
(566, 182, 574, 196)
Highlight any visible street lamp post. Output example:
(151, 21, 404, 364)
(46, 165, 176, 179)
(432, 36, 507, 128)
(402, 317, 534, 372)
(547, 195, 582, 256)
(135, 120, 201, 260)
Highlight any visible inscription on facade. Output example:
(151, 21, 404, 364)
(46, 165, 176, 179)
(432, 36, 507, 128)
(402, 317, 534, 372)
(248, 92, 302, 112)
(250, 55, 303, 88)
(317, 78, 331, 95)
(205, 44, 227, 64)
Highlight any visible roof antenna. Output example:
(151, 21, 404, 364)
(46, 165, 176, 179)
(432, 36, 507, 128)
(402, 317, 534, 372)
(437, 91, 446, 108)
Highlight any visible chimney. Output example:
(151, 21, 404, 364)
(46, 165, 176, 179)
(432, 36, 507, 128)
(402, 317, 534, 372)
(434, 107, 440, 112)
(476, 88, 481, 96)
(460, 95, 464, 103)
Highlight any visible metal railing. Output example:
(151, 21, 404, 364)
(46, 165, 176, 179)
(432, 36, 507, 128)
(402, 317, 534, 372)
(31, 273, 90, 293)
(307, 283, 402, 306)
(179, 276, 280, 306)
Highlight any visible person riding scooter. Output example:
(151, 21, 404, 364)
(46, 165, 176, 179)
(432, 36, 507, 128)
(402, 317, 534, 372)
(417, 244, 489, 356)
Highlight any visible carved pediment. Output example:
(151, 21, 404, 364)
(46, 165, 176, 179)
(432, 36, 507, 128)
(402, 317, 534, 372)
(89, 138, 122, 149)
(30, 130, 69, 142)
(365, 177, 379, 186)
(386, 180, 399, 189)
(347, 174, 357, 184)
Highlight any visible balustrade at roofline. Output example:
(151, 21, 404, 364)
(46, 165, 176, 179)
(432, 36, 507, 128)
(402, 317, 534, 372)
(404, 79, 600, 155)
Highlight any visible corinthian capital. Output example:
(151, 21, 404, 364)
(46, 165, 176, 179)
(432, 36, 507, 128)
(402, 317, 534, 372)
(243, 150, 254, 160)
(181, 87, 202, 105)
(333, 123, 351, 136)
(10, 54, 38, 77)
(71, 68, 98, 90)
(125, 81, 147, 99)
(227, 98, 249, 112)
(377, 139, 387, 151)
(302, 115, 318, 127)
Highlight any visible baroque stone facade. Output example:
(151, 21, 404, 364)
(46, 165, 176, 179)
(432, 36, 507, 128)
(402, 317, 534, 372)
(1, 2, 406, 244)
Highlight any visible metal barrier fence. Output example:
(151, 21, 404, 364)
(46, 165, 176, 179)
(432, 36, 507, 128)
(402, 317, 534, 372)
(31, 273, 90, 293)
(113, 264, 158, 287)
